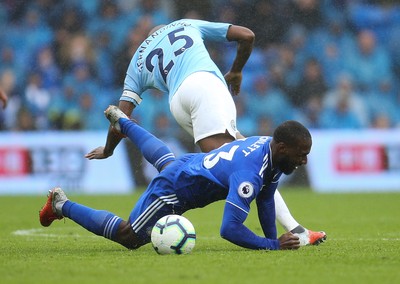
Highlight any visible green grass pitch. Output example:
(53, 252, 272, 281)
(1, 188, 399, 284)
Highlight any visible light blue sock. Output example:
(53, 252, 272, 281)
(62, 201, 122, 240)
(119, 118, 176, 172)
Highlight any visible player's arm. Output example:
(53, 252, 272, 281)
(224, 25, 255, 96)
(256, 183, 301, 250)
(220, 171, 300, 250)
(219, 175, 278, 250)
(221, 196, 300, 250)
(85, 100, 135, 160)
(219, 172, 279, 250)
(104, 100, 135, 155)
(85, 44, 144, 160)
(256, 183, 278, 239)
(0, 88, 8, 109)
(220, 200, 280, 250)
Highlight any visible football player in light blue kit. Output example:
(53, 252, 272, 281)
(86, 19, 252, 155)
(85, 19, 326, 245)
(40, 106, 315, 250)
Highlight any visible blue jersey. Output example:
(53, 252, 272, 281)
(122, 19, 230, 104)
(144, 136, 282, 250)
(170, 136, 281, 211)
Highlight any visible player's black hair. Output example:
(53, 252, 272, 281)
(273, 120, 311, 147)
(148, 24, 166, 36)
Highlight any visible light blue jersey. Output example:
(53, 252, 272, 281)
(122, 19, 231, 105)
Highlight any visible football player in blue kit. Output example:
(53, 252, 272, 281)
(85, 19, 326, 245)
(40, 106, 316, 250)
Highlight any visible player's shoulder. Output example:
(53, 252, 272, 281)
(237, 136, 272, 149)
(235, 137, 271, 162)
(178, 18, 228, 30)
(165, 19, 203, 30)
(178, 18, 210, 26)
(207, 136, 271, 162)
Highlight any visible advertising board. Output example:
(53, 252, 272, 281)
(0, 131, 134, 195)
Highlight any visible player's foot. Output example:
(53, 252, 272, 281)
(39, 187, 68, 227)
(294, 229, 327, 246)
(308, 230, 327, 245)
(104, 105, 129, 132)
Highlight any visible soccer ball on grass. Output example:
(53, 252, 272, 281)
(151, 215, 196, 255)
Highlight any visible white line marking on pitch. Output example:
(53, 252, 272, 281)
(12, 229, 400, 242)
(12, 228, 96, 238)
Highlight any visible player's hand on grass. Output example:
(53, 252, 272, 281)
(85, 146, 112, 160)
(224, 71, 242, 96)
(278, 232, 300, 250)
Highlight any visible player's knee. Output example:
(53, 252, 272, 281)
(116, 221, 141, 250)
(198, 141, 216, 153)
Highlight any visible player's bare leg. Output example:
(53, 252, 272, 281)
(197, 131, 235, 153)
(115, 221, 147, 249)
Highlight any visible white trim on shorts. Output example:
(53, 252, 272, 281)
(170, 71, 238, 143)
(131, 194, 179, 233)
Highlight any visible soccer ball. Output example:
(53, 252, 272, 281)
(151, 215, 196, 255)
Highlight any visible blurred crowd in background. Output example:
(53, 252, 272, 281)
(1, 0, 400, 141)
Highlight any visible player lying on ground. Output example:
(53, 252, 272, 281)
(40, 106, 326, 250)
(85, 19, 326, 245)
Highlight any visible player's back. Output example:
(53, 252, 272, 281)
(170, 136, 272, 210)
(125, 19, 230, 101)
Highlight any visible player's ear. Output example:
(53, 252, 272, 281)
(276, 142, 287, 153)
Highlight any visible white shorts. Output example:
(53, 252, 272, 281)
(170, 72, 238, 143)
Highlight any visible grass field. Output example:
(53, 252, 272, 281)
(1, 188, 399, 284)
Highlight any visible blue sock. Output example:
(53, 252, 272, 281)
(119, 118, 175, 172)
(62, 200, 122, 241)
